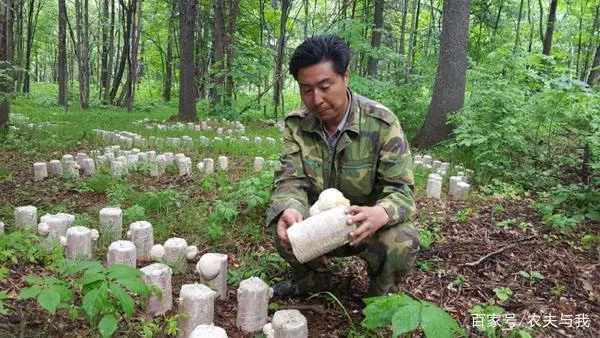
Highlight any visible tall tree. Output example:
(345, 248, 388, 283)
(542, 0, 558, 55)
(406, 0, 419, 75)
(513, 0, 524, 53)
(58, 0, 67, 107)
(211, 0, 226, 105)
(23, 0, 43, 93)
(100, 0, 114, 104)
(109, 0, 133, 104)
(273, 0, 292, 120)
(414, 0, 469, 147)
(0, 0, 13, 126)
(178, 0, 197, 121)
(74, 0, 90, 108)
(367, 0, 384, 76)
(588, 45, 600, 87)
(121, 0, 142, 112)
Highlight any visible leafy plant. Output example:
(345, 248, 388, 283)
(493, 287, 513, 302)
(580, 234, 600, 249)
(468, 303, 504, 338)
(419, 229, 435, 249)
(455, 210, 470, 223)
(19, 275, 74, 315)
(124, 204, 146, 223)
(518, 270, 544, 281)
(417, 260, 433, 272)
(362, 293, 465, 337)
(0, 290, 9, 315)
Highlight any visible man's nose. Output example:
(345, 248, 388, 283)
(313, 89, 324, 106)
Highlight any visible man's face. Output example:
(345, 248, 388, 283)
(296, 61, 349, 127)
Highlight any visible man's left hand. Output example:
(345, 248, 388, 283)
(346, 205, 390, 246)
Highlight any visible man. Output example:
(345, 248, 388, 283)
(267, 35, 418, 297)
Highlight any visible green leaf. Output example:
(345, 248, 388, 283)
(25, 275, 44, 284)
(518, 271, 530, 279)
(37, 287, 61, 315)
(99, 313, 118, 338)
(109, 283, 135, 318)
(585, 210, 600, 221)
(82, 287, 105, 322)
(420, 302, 465, 338)
(118, 277, 150, 295)
(361, 294, 412, 329)
(530, 271, 544, 280)
(107, 264, 141, 280)
(19, 286, 42, 299)
(52, 284, 74, 303)
(79, 271, 106, 286)
(391, 301, 422, 336)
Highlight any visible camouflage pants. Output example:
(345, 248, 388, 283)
(274, 223, 419, 296)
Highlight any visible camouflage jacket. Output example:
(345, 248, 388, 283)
(267, 91, 415, 228)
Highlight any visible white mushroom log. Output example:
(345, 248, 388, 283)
(287, 207, 354, 264)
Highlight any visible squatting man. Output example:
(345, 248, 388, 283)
(267, 35, 419, 298)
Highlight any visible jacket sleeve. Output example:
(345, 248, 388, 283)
(375, 119, 416, 227)
(266, 120, 310, 227)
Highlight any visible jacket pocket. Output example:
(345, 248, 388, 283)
(340, 160, 374, 198)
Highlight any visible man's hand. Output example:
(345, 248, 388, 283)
(346, 205, 390, 246)
(276, 208, 304, 249)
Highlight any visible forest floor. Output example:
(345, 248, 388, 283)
(0, 145, 598, 338)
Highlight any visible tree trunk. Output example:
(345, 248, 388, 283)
(406, 0, 419, 76)
(58, 0, 68, 107)
(542, 0, 558, 55)
(0, 0, 13, 126)
(399, 0, 408, 55)
(493, 2, 502, 33)
(178, 0, 197, 121)
(588, 45, 600, 87)
(367, 0, 384, 76)
(109, 0, 132, 104)
(273, 0, 291, 121)
(513, 0, 524, 53)
(413, 0, 469, 148)
(122, 0, 142, 112)
(164, 17, 173, 101)
(74, 0, 90, 108)
(527, 0, 533, 52)
(537, 0, 544, 43)
(23, 0, 41, 93)
(211, 0, 226, 106)
(100, 0, 110, 103)
(581, 4, 599, 81)
(224, 0, 239, 104)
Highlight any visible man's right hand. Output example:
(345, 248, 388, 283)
(276, 208, 304, 249)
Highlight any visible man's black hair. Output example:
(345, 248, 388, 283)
(288, 35, 352, 80)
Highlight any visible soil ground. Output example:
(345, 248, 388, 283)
(1, 147, 599, 338)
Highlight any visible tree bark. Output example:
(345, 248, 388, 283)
(399, 0, 409, 55)
(588, 45, 600, 87)
(513, 0, 524, 53)
(74, 0, 90, 108)
(109, 0, 132, 104)
(211, 0, 226, 106)
(367, 0, 384, 76)
(542, 0, 557, 55)
(581, 4, 599, 81)
(23, 0, 42, 93)
(273, 0, 291, 121)
(224, 0, 239, 103)
(413, 0, 469, 148)
(178, 0, 197, 121)
(1, 0, 13, 126)
(58, 0, 68, 107)
(406, 0, 419, 76)
(122, 0, 142, 112)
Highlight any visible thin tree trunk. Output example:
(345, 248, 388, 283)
(406, 0, 419, 76)
(527, 0, 533, 53)
(542, 0, 558, 55)
(588, 45, 600, 87)
(74, 0, 90, 108)
(178, 0, 197, 121)
(1, 0, 13, 126)
(537, 0, 544, 44)
(122, 0, 142, 112)
(367, 0, 383, 76)
(513, 0, 524, 54)
(164, 10, 173, 101)
(103, 0, 115, 104)
(58, 0, 68, 107)
(109, 0, 131, 103)
(100, 0, 110, 102)
(225, 0, 239, 103)
(211, 0, 226, 106)
(581, 4, 599, 81)
(493, 1, 502, 33)
(273, 0, 291, 121)
(399, 0, 408, 55)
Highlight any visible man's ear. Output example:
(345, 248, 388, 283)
(343, 70, 349, 83)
